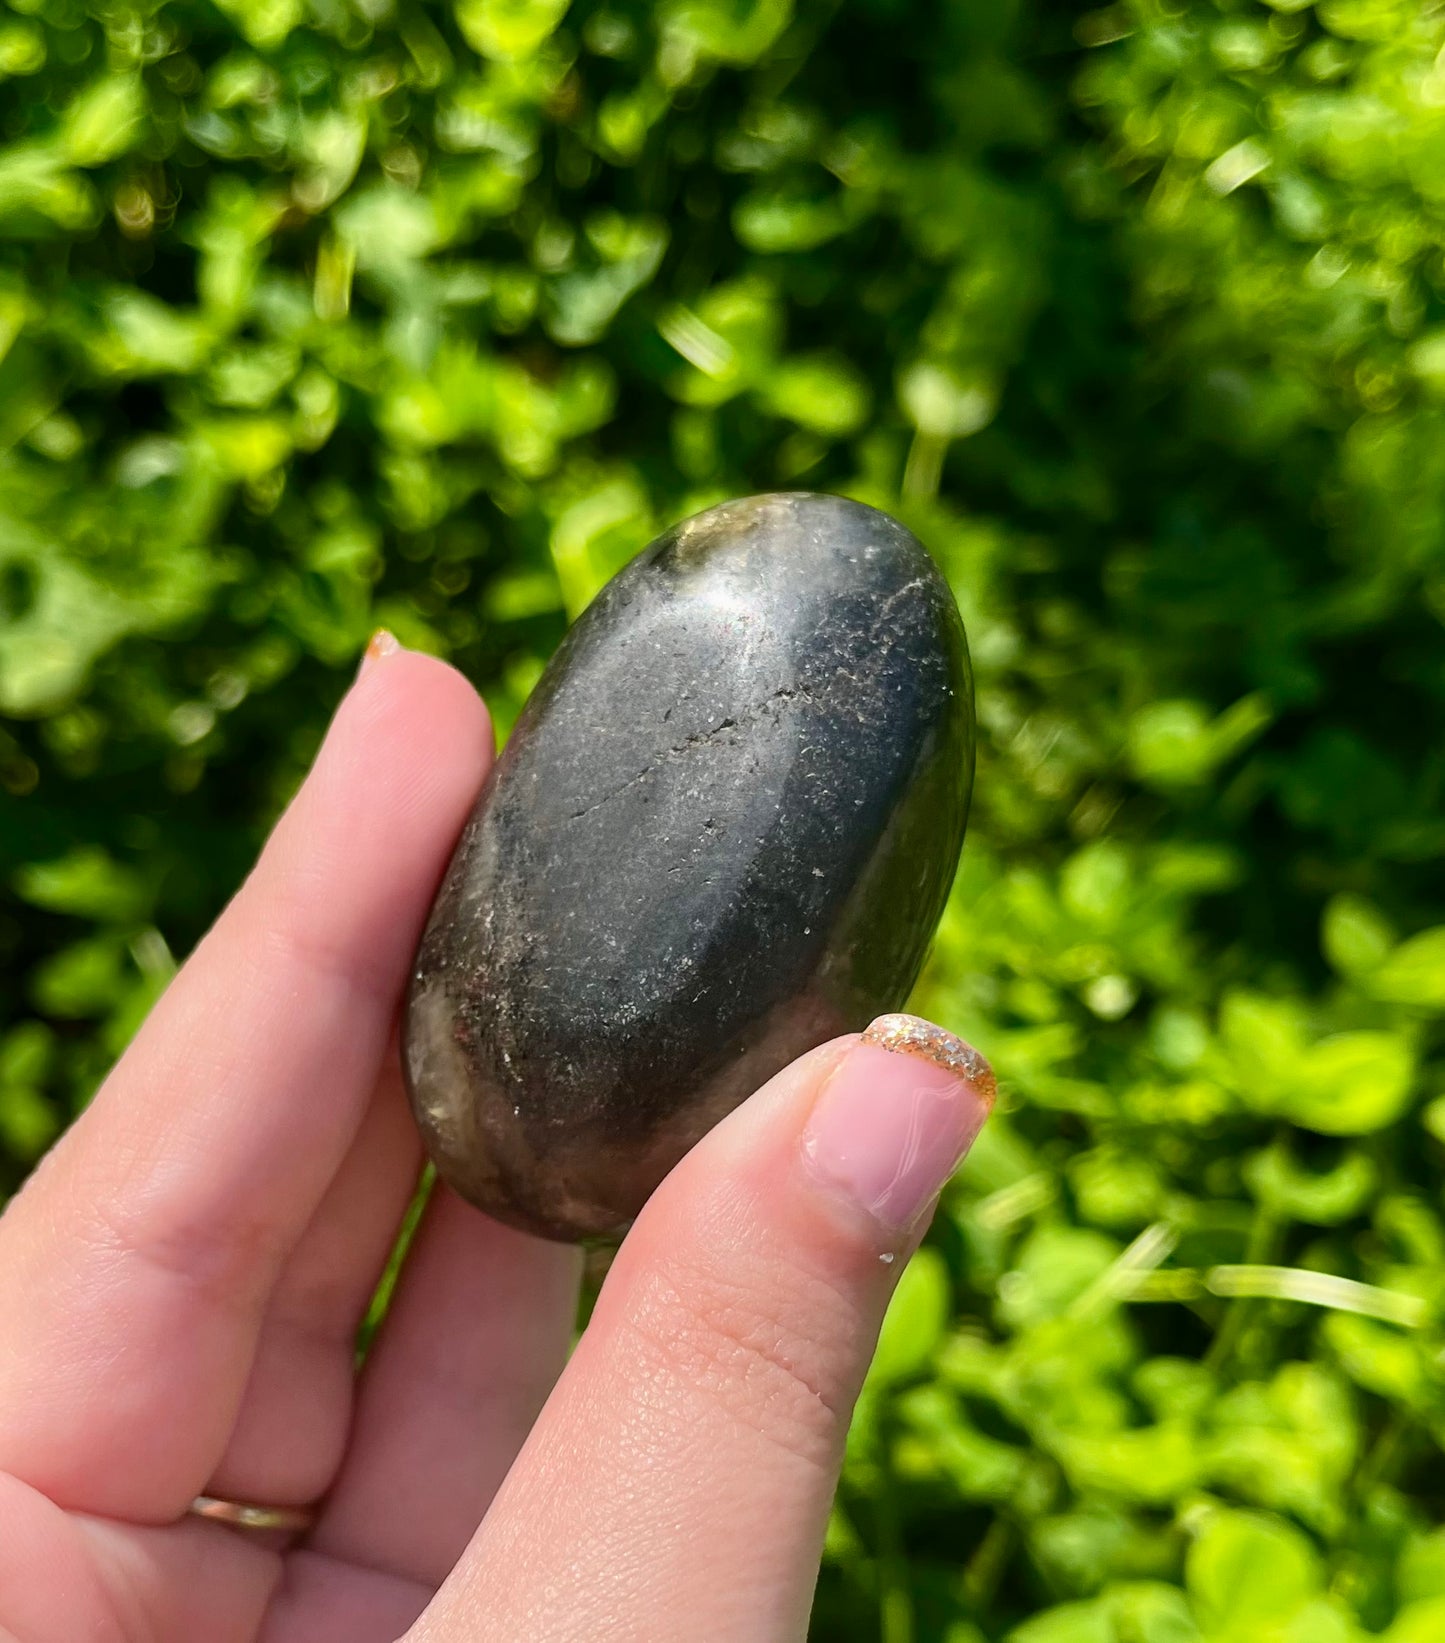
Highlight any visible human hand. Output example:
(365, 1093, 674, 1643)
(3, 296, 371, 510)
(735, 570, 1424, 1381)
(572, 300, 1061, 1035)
(0, 642, 994, 1643)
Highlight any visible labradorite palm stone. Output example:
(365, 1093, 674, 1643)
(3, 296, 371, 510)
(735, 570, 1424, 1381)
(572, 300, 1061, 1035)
(403, 493, 974, 1242)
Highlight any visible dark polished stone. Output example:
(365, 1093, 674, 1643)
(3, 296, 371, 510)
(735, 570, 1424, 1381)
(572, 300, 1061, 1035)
(403, 492, 975, 1242)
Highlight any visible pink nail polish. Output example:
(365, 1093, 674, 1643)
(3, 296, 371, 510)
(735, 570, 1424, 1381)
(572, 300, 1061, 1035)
(358, 628, 400, 679)
(801, 1013, 995, 1233)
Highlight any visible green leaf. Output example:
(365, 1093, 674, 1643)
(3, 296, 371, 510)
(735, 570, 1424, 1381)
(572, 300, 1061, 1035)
(1069, 1147, 1164, 1229)
(871, 1246, 950, 1385)
(1008, 1600, 1113, 1643)
(1103, 1586, 1199, 1642)
(0, 1023, 53, 1086)
(547, 215, 668, 347)
(14, 847, 147, 922)
(0, 23, 45, 77)
(1243, 1143, 1377, 1224)
(1204, 1365, 1357, 1532)
(456, 0, 570, 60)
(1398, 1531, 1445, 1605)
(548, 476, 651, 616)
(105, 293, 212, 375)
(759, 354, 870, 438)
(898, 361, 998, 440)
(1219, 989, 1307, 1111)
(1385, 1598, 1445, 1643)
(1052, 1420, 1201, 1506)
(659, 0, 794, 67)
(733, 190, 858, 253)
(997, 1225, 1122, 1328)
(29, 937, 130, 1018)
(209, 0, 304, 46)
(0, 1079, 59, 1158)
(1127, 700, 1208, 789)
(1324, 1313, 1427, 1406)
(1371, 929, 1445, 1009)
(896, 1385, 1031, 1502)
(1128, 694, 1271, 788)
(1186, 1509, 1321, 1632)
(1322, 895, 1396, 980)
(1284, 1032, 1415, 1135)
(1060, 841, 1131, 928)
(60, 75, 145, 167)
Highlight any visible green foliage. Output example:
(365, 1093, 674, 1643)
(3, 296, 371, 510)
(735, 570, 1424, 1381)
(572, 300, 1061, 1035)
(2, 0, 1445, 1636)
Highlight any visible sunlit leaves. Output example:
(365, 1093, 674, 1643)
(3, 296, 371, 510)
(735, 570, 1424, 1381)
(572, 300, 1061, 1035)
(1185, 1509, 1324, 1635)
(871, 1246, 951, 1387)
(1323, 894, 1396, 980)
(457, 0, 570, 62)
(1371, 931, 1445, 1009)
(1126, 695, 1271, 789)
(6, 0, 1445, 1639)
(60, 75, 146, 167)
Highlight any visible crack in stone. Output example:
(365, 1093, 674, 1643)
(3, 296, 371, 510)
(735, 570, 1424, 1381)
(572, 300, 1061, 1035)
(568, 684, 815, 821)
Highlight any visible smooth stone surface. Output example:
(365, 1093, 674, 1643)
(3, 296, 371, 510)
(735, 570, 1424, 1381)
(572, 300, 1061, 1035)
(403, 492, 974, 1242)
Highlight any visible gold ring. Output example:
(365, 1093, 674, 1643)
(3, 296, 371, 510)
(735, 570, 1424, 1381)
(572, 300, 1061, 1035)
(188, 1494, 318, 1533)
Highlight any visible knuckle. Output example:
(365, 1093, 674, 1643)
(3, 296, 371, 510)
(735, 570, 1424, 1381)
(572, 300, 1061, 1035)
(255, 896, 394, 1017)
(78, 1163, 282, 1317)
(620, 1245, 860, 1473)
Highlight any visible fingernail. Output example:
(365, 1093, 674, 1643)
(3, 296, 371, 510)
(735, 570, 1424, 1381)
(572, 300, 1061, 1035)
(801, 1013, 995, 1233)
(357, 628, 400, 679)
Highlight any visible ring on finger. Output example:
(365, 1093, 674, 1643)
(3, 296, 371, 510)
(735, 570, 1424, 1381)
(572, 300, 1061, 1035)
(188, 1493, 319, 1534)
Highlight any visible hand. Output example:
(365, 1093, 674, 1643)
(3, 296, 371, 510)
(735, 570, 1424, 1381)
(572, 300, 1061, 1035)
(0, 642, 993, 1643)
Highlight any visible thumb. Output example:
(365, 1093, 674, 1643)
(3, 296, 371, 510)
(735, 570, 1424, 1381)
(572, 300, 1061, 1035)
(411, 1014, 994, 1643)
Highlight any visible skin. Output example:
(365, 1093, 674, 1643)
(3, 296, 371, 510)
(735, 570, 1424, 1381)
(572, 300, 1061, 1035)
(0, 646, 986, 1643)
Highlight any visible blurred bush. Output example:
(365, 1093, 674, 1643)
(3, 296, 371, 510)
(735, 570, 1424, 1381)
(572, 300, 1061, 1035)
(3, 0, 1445, 1635)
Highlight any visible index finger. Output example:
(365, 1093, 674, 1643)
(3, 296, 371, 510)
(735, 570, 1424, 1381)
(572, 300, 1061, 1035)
(0, 641, 491, 1521)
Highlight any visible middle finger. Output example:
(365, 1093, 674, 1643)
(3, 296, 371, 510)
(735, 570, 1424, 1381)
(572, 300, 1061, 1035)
(305, 1186, 580, 1587)
(200, 1048, 424, 1507)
